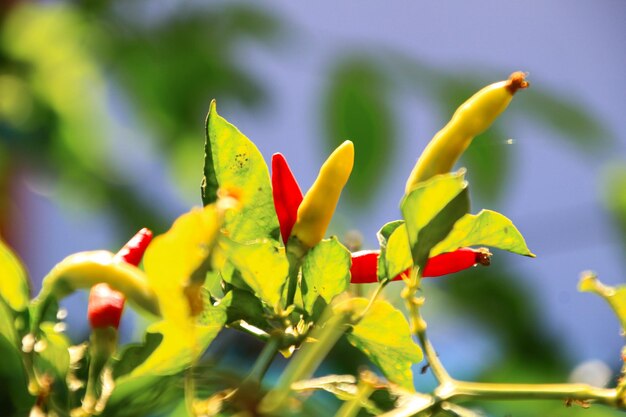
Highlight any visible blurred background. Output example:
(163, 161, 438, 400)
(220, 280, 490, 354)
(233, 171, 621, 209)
(1, 0, 625, 415)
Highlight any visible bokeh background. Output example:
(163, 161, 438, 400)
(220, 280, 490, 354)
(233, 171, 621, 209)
(1, 1, 625, 415)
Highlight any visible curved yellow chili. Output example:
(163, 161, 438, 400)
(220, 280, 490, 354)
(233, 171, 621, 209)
(405, 72, 529, 194)
(290, 140, 354, 250)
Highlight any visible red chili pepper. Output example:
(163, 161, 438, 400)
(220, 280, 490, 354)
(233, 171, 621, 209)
(87, 228, 153, 329)
(271, 153, 303, 245)
(87, 283, 126, 328)
(114, 227, 153, 266)
(350, 247, 491, 283)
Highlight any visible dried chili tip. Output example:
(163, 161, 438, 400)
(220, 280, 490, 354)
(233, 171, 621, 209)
(475, 247, 493, 266)
(506, 71, 530, 94)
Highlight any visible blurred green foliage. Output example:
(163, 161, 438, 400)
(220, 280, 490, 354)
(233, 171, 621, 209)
(0, 1, 281, 236)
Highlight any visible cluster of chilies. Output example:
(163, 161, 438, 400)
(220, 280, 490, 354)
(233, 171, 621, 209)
(87, 71, 529, 328)
(271, 152, 490, 284)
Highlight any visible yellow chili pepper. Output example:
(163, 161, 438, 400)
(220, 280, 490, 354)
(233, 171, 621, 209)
(289, 140, 354, 250)
(405, 72, 529, 194)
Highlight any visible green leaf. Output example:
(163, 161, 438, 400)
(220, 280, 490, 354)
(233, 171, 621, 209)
(221, 238, 289, 309)
(376, 220, 405, 281)
(579, 272, 626, 332)
(322, 56, 395, 205)
(378, 223, 413, 281)
(401, 171, 469, 269)
(34, 322, 70, 406)
(129, 304, 226, 377)
(431, 209, 534, 257)
(112, 333, 163, 380)
(603, 163, 626, 240)
(103, 374, 182, 417)
(0, 333, 34, 416)
(0, 300, 17, 347)
(336, 298, 422, 391)
(202, 101, 279, 242)
(0, 238, 30, 312)
(301, 237, 351, 313)
(218, 288, 267, 330)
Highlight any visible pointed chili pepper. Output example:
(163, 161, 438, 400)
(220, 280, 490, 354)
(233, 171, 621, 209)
(272, 153, 303, 245)
(271, 143, 353, 252)
(406, 72, 528, 193)
(350, 247, 491, 283)
(87, 228, 153, 329)
(290, 141, 354, 250)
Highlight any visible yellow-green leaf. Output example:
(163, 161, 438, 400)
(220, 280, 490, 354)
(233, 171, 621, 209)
(131, 205, 226, 377)
(34, 322, 70, 404)
(382, 224, 413, 281)
(143, 205, 221, 323)
(0, 301, 17, 348)
(336, 298, 422, 391)
(579, 272, 626, 332)
(301, 237, 351, 313)
(0, 239, 30, 312)
(221, 239, 289, 309)
(203, 101, 279, 242)
(129, 305, 225, 377)
(430, 209, 535, 257)
(376, 220, 407, 281)
(401, 171, 469, 269)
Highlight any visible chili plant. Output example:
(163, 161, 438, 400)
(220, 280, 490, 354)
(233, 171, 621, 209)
(0, 72, 624, 417)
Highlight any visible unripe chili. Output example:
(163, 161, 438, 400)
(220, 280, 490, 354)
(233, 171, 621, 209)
(87, 228, 153, 329)
(405, 72, 528, 193)
(272, 153, 303, 245)
(350, 247, 491, 283)
(289, 140, 354, 250)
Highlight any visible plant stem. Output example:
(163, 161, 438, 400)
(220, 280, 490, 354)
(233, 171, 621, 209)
(285, 248, 303, 308)
(245, 335, 281, 384)
(439, 402, 481, 417)
(333, 371, 377, 417)
(352, 279, 388, 325)
(417, 330, 451, 384)
(446, 380, 620, 407)
(259, 309, 350, 414)
(83, 327, 117, 414)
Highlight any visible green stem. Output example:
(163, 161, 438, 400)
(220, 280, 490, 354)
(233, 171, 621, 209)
(285, 248, 303, 308)
(333, 374, 376, 417)
(417, 330, 451, 384)
(352, 279, 388, 325)
(245, 335, 282, 384)
(446, 380, 620, 407)
(83, 327, 117, 414)
(259, 309, 350, 414)
(439, 402, 481, 417)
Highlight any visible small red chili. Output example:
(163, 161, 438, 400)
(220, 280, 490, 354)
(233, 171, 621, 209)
(87, 283, 126, 329)
(114, 227, 153, 266)
(350, 247, 491, 283)
(271, 153, 303, 245)
(87, 228, 153, 329)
